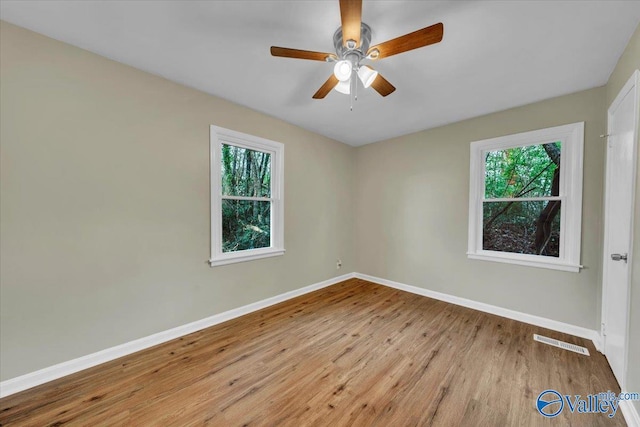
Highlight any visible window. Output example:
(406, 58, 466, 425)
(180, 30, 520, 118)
(467, 122, 584, 272)
(209, 126, 284, 266)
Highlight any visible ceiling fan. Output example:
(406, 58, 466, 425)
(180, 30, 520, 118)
(270, 0, 444, 101)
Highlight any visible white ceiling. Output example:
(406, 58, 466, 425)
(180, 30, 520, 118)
(1, 1, 639, 146)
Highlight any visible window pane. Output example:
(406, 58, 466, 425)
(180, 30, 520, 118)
(222, 199, 271, 252)
(221, 144, 271, 197)
(483, 200, 561, 257)
(484, 142, 561, 199)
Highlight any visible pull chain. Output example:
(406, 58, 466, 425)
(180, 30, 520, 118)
(354, 67, 358, 101)
(350, 68, 357, 111)
(350, 88, 353, 112)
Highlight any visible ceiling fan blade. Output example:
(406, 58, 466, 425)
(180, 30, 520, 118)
(340, 0, 362, 47)
(313, 75, 340, 99)
(271, 46, 337, 62)
(371, 74, 396, 97)
(367, 22, 443, 60)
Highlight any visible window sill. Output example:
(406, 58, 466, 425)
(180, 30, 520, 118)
(467, 252, 582, 272)
(209, 248, 285, 267)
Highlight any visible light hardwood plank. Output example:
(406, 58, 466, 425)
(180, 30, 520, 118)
(0, 279, 625, 426)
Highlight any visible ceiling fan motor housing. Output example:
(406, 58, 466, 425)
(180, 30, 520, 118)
(333, 23, 372, 69)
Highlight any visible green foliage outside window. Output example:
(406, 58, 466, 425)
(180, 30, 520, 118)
(221, 144, 272, 252)
(484, 143, 558, 198)
(483, 142, 561, 257)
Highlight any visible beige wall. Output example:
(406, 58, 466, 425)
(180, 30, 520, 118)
(0, 21, 355, 380)
(354, 87, 606, 329)
(605, 23, 640, 410)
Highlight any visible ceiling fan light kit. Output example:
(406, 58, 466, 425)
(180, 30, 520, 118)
(334, 79, 351, 95)
(331, 23, 376, 96)
(270, 0, 444, 106)
(333, 60, 352, 81)
(357, 65, 378, 88)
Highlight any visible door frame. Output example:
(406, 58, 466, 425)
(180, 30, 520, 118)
(600, 69, 639, 389)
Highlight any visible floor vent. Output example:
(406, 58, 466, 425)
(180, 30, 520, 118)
(533, 334, 590, 356)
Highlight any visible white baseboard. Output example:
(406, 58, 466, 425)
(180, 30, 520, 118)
(0, 271, 608, 403)
(0, 272, 356, 398)
(354, 273, 601, 348)
(620, 399, 640, 427)
(592, 334, 604, 354)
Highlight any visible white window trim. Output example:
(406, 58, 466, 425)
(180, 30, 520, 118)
(467, 122, 584, 272)
(209, 125, 285, 267)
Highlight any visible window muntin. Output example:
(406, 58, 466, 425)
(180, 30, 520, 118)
(210, 126, 284, 266)
(468, 123, 584, 272)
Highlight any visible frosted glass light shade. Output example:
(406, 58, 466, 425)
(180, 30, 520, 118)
(333, 60, 352, 82)
(357, 66, 378, 88)
(334, 79, 351, 94)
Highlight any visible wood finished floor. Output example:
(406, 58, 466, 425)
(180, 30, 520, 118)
(0, 279, 625, 426)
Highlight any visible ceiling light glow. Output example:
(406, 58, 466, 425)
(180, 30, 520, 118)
(333, 60, 352, 82)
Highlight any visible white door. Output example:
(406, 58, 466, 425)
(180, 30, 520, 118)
(602, 70, 639, 388)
